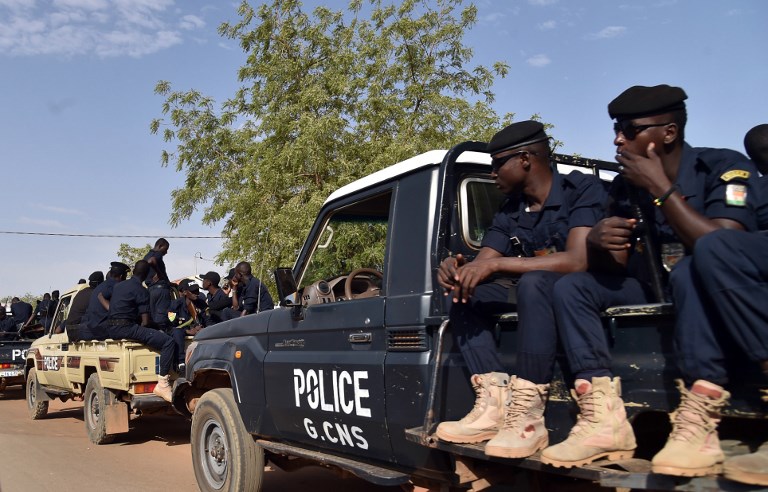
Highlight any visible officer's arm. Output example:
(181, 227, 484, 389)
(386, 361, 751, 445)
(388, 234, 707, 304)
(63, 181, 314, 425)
(655, 193, 744, 249)
(490, 226, 592, 274)
(97, 292, 110, 310)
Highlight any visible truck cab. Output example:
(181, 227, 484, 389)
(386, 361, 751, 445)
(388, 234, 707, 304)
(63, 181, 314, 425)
(179, 142, 768, 492)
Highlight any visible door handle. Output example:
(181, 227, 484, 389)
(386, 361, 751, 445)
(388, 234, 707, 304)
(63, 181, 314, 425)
(349, 333, 372, 343)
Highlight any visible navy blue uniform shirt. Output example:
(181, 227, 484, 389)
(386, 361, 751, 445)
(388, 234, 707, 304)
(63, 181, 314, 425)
(609, 143, 758, 282)
(207, 288, 229, 311)
(108, 276, 150, 321)
(482, 170, 607, 257)
(240, 276, 274, 314)
(85, 278, 117, 329)
(10, 301, 32, 325)
(143, 250, 167, 287)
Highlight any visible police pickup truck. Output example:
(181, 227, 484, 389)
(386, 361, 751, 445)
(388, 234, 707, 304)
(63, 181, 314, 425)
(25, 283, 182, 444)
(0, 337, 31, 393)
(175, 142, 767, 492)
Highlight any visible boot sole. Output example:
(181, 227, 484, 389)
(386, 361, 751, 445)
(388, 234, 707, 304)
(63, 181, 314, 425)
(724, 467, 768, 486)
(485, 437, 548, 459)
(652, 463, 723, 477)
(434, 429, 497, 444)
(541, 449, 634, 468)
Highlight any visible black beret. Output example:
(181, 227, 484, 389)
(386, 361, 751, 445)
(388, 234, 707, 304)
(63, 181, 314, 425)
(608, 84, 687, 120)
(201, 271, 221, 285)
(88, 271, 104, 283)
(486, 121, 548, 154)
(110, 261, 130, 275)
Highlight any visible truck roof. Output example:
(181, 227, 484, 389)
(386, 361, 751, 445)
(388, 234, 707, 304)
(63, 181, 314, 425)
(325, 150, 491, 205)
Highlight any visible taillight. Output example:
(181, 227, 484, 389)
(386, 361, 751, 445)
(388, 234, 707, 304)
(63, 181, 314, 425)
(134, 383, 157, 394)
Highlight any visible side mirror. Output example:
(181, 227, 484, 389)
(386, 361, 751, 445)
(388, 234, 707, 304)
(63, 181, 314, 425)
(273, 268, 303, 320)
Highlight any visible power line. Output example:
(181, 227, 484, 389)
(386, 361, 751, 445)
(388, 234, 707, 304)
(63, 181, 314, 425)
(0, 231, 223, 239)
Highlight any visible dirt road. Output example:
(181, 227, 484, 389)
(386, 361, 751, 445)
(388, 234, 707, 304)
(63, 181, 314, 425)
(0, 386, 402, 492)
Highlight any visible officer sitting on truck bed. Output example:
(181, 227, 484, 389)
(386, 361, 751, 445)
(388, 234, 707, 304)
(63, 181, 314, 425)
(79, 262, 129, 341)
(105, 260, 176, 402)
(0, 308, 17, 340)
(434, 120, 607, 459)
(541, 85, 760, 473)
(678, 123, 768, 486)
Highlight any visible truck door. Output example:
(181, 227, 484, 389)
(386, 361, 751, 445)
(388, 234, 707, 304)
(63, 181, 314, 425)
(35, 292, 74, 389)
(264, 188, 394, 461)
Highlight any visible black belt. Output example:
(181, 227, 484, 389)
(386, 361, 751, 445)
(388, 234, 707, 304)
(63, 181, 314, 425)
(107, 319, 133, 326)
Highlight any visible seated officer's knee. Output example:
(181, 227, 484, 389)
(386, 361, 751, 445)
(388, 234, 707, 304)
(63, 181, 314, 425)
(693, 229, 732, 271)
(516, 271, 559, 301)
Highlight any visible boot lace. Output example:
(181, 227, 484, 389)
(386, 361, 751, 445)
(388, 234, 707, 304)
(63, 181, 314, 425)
(463, 378, 490, 422)
(568, 388, 603, 438)
(502, 386, 538, 429)
(668, 382, 724, 442)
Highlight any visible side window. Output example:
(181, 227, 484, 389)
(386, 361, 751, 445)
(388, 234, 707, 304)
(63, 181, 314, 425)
(298, 191, 391, 305)
(459, 177, 505, 249)
(50, 295, 72, 333)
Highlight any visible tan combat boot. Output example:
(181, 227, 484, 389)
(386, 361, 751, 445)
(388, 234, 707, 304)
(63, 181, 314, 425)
(540, 376, 636, 468)
(435, 372, 509, 443)
(724, 442, 768, 486)
(651, 379, 730, 477)
(153, 374, 173, 403)
(485, 376, 549, 458)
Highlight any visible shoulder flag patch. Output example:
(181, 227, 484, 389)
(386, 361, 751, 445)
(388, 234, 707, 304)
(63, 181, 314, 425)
(720, 169, 751, 182)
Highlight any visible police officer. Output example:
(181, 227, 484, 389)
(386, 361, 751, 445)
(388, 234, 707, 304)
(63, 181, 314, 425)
(10, 297, 32, 330)
(542, 85, 759, 473)
(691, 124, 768, 486)
(56, 271, 104, 335)
(79, 262, 129, 341)
(434, 120, 607, 459)
(201, 271, 228, 325)
(33, 293, 53, 332)
(144, 238, 172, 330)
(106, 260, 175, 402)
(0, 307, 17, 340)
(222, 262, 274, 319)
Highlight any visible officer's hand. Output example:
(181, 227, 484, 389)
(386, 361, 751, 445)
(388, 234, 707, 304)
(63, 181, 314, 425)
(616, 143, 672, 196)
(437, 254, 466, 292)
(453, 258, 497, 303)
(587, 217, 636, 251)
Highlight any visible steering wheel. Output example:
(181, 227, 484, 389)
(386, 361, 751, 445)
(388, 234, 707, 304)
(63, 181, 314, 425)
(344, 268, 383, 300)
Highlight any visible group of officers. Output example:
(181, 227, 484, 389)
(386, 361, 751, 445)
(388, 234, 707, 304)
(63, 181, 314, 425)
(9, 238, 275, 403)
(433, 84, 768, 487)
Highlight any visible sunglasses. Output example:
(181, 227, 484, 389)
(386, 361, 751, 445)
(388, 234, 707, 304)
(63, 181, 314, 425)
(613, 121, 671, 140)
(490, 150, 529, 172)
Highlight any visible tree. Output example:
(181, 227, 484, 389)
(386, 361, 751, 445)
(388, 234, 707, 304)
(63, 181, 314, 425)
(151, 0, 509, 283)
(117, 243, 152, 269)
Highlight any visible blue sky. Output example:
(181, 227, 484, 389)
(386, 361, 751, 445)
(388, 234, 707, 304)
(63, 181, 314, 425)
(1, 0, 766, 299)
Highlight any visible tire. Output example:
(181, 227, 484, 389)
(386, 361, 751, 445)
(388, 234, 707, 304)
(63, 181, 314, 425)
(26, 367, 49, 420)
(84, 373, 117, 445)
(191, 388, 264, 492)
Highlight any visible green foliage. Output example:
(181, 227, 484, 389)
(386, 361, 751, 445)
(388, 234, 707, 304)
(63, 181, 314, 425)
(151, 0, 509, 282)
(117, 243, 152, 268)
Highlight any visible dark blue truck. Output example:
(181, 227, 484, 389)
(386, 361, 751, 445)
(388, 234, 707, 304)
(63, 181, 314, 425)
(173, 142, 767, 492)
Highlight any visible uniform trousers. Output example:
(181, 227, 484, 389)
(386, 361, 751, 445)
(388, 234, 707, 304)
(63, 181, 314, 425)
(107, 324, 175, 376)
(450, 271, 564, 384)
(689, 229, 768, 384)
(147, 282, 172, 328)
(553, 271, 649, 381)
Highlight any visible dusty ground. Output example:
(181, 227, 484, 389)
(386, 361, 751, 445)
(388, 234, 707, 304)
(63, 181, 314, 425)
(0, 385, 403, 492)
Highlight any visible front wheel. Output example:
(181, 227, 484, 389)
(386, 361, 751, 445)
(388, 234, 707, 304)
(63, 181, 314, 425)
(84, 373, 117, 444)
(26, 367, 49, 419)
(191, 388, 264, 492)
